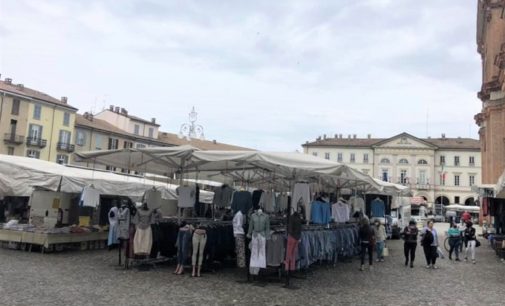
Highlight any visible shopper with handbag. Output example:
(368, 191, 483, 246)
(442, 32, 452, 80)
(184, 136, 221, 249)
(464, 221, 478, 264)
(359, 217, 376, 271)
(421, 220, 439, 269)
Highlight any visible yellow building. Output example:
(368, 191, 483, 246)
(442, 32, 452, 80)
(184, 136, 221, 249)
(0, 77, 78, 163)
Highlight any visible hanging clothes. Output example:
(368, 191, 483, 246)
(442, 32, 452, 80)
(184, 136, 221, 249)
(332, 200, 351, 223)
(310, 201, 332, 225)
(213, 185, 234, 208)
(252, 190, 264, 210)
(371, 198, 386, 218)
(107, 207, 119, 246)
(231, 191, 253, 215)
(143, 188, 162, 208)
(80, 185, 100, 208)
(233, 211, 246, 268)
(259, 191, 276, 213)
(177, 186, 196, 208)
(266, 232, 285, 267)
(292, 183, 311, 221)
(249, 233, 266, 275)
(276, 194, 289, 213)
(349, 196, 365, 217)
(176, 225, 193, 265)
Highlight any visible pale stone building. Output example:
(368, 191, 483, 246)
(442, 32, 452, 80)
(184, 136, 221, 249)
(302, 133, 481, 207)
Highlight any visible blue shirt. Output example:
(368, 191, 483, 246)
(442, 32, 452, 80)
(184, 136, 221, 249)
(371, 198, 385, 218)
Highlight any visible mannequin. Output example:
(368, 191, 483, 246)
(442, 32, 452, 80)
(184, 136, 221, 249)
(233, 210, 246, 268)
(191, 224, 207, 277)
(117, 200, 131, 266)
(107, 201, 120, 249)
(285, 211, 302, 272)
(132, 202, 153, 256)
(248, 208, 270, 275)
(174, 222, 194, 275)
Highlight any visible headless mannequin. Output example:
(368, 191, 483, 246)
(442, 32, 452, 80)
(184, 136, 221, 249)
(174, 223, 193, 275)
(192, 224, 207, 277)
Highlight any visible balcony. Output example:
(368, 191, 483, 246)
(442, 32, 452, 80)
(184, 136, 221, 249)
(26, 137, 47, 148)
(57, 142, 75, 153)
(3, 133, 25, 145)
(415, 184, 431, 190)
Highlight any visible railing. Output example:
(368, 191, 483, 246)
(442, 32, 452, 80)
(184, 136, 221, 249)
(415, 184, 431, 190)
(57, 142, 75, 153)
(26, 137, 47, 148)
(3, 133, 25, 144)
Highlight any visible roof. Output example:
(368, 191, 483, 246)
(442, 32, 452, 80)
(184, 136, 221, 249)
(0, 79, 78, 110)
(75, 114, 167, 145)
(157, 131, 253, 151)
(303, 134, 480, 150)
(95, 109, 160, 126)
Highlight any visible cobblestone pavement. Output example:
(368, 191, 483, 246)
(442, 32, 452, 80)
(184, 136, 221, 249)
(1, 223, 504, 306)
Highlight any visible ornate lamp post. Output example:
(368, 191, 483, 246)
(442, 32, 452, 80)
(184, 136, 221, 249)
(179, 107, 205, 140)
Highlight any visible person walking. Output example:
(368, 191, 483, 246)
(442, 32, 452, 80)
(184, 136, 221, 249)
(375, 220, 386, 262)
(464, 221, 477, 264)
(359, 217, 376, 271)
(402, 220, 418, 268)
(421, 220, 439, 269)
(448, 222, 461, 261)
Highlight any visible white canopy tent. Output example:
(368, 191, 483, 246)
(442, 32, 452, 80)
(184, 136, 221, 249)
(75, 146, 384, 192)
(0, 154, 217, 201)
(445, 204, 480, 213)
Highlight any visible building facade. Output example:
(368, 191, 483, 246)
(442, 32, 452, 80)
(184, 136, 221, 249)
(0, 78, 77, 164)
(474, 0, 505, 185)
(303, 133, 481, 207)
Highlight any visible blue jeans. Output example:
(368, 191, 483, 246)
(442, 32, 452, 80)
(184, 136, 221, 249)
(376, 241, 385, 259)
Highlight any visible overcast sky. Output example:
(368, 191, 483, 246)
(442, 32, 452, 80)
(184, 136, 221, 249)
(0, 0, 482, 151)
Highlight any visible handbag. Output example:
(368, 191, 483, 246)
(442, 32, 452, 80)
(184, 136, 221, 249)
(383, 246, 389, 257)
(476, 239, 481, 248)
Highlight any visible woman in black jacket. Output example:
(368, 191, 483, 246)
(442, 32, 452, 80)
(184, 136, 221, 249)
(359, 217, 375, 271)
(402, 220, 418, 268)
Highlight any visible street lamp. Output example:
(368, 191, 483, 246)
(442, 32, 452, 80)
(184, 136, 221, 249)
(179, 106, 205, 141)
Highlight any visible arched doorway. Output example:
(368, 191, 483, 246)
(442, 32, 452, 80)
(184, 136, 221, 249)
(464, 197, 475, 206)
(435, 196, 450, 206)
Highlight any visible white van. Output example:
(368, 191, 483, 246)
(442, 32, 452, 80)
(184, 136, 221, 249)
(411, 204, 427, 229)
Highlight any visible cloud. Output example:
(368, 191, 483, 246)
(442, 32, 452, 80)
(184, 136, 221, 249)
(0, 0, 481, 151)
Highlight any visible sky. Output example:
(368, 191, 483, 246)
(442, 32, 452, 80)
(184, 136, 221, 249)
(0, 0, 482, 151)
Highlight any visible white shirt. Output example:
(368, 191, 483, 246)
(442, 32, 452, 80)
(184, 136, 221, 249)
(177, 186, 196, 208)
(233, 211, 245, 236)
(80, 186, 100, 208)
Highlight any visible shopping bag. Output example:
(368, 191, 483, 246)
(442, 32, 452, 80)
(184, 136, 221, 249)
(437, 246, 445, 259)
(476, 239, 481, 248)
(383, 247, 389, 257)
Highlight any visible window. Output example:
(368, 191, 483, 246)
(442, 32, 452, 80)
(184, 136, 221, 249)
(440, 172, 446, 186)
(63, 112, 70, 126)
(148, 127, 154, 138)
(454, 175, 460, 186)
(469, 175, 475, 186)
(350, 153, 356, 163)
(136, 143, 146, 149)
(469, 156, 475, 166)
(95, 135, 103, 150)
(59, 130, 71, 144)
(380, 158, 390, 164)
(106, 166, 117, 171)
(399, 158, 409, 164)
(124, 141, 133, 149)
(33, 104, 42, 120)
(440, 155, 445, 165)
(26, 149, 40, 159)
(324, 152, 330, 160)
(382, 169, 389, 182)
(337, 153, 343, 162)
(11, 99, 20, 115)
(28, 124, 43, 140)
(418, 159, 428, 165)
(7, 147, 14, 155)
(108, 137, 119, 150)
(454, 156, 460, 166)
(312, 152, 318, 157)
(419, 170, 426, 184)
(363, 153, 369, 164)
(56, 154, 69, 165)
(76, 130, 86, 146)
(134, 124, 140, 135)
(400, 170, 407, 184)
(455, 196, 460, 204)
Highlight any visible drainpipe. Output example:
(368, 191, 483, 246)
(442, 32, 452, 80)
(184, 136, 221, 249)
(48, 104, 57, 162)
(0, 92, 5, 127)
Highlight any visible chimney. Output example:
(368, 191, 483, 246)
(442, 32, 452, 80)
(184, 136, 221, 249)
(4, 78, 12, 85)
(83, 112, 89, 119)
(323, 134, 327, 140)
(317, 136, 322, 141)
(89, 114, 93, 121)
(17, 84, 24, 91)
(114, 106, 120, 113)
(367, 134, 371, 139)
(353, 134, 357, 139)
(120, 108, 127, 115)
(61, 96, 68, 104)
(339, 134, 342, 139)
(151, 118, 156, 124)
(109, 105, 114, 111)
(334, 134, 338, 138)
(441, 133, 446, 139)
(212, 140, 217, 144)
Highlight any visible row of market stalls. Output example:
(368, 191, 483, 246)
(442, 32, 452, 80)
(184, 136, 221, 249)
(0, 146, 411, 285)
